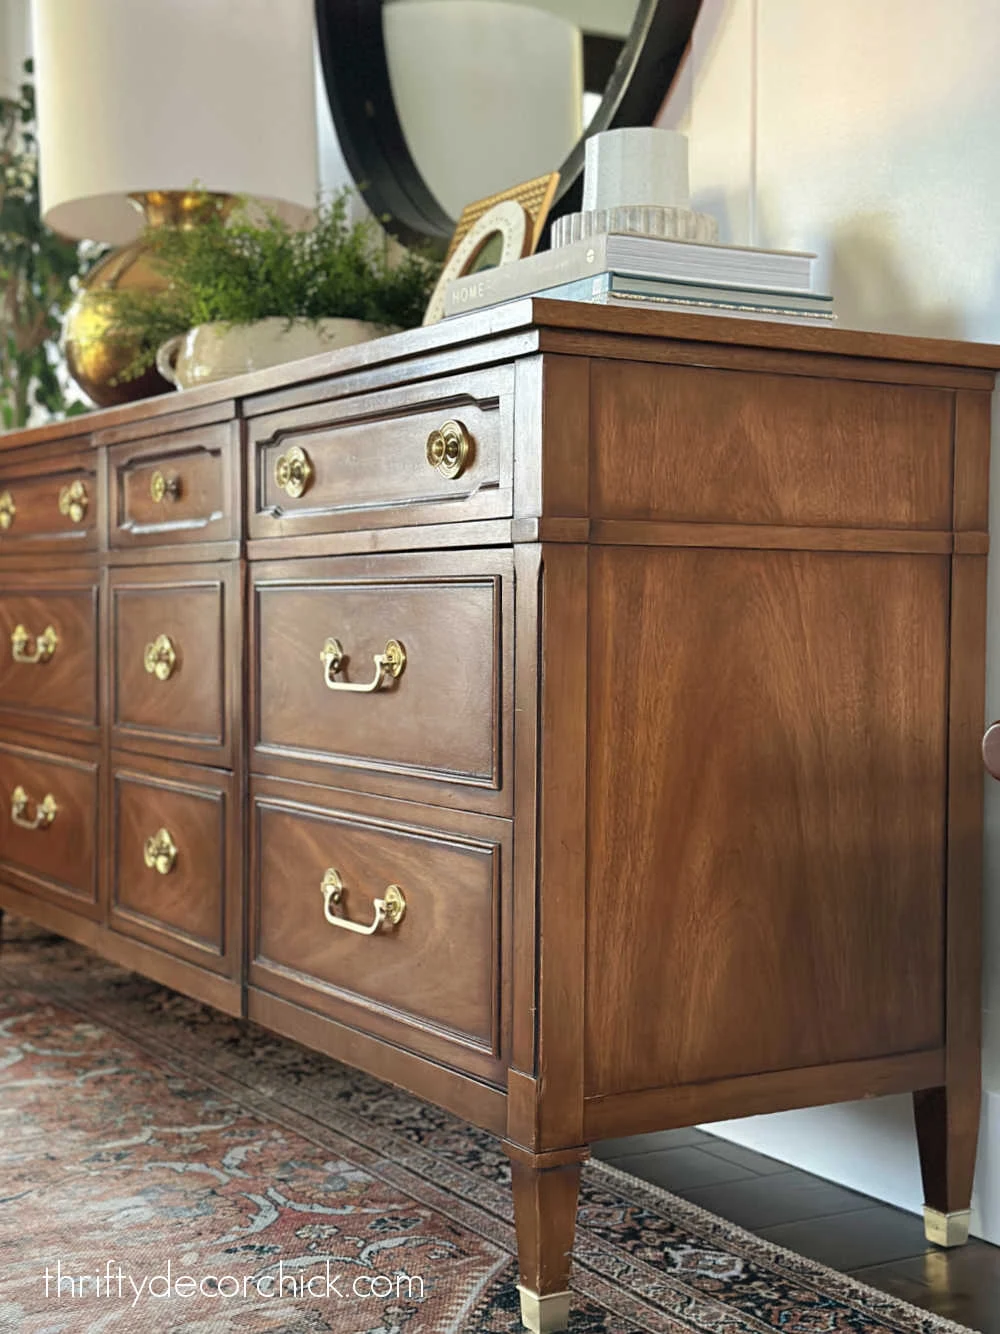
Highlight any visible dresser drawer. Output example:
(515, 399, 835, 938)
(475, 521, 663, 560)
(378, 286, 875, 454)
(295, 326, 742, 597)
(109, 754, 239, 976)
(0, 575, 98, 734)
(0, 461, 96, 551)
(0, 738, 98, 914)
(251, 550, 510, 808)
(109, 423, 237, 547)
(247, 367, 513, 539)
(249, 780, 509, 1082)
(109, 563, 238, 767)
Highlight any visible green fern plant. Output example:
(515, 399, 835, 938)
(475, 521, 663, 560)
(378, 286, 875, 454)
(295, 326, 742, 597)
(104, 190, 439, 382)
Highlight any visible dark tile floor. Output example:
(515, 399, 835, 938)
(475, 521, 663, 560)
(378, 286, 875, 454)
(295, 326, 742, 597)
(594, 1127, 1000, 1331)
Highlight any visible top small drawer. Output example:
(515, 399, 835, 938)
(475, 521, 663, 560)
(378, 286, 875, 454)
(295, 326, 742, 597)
(109, 423, 238, 548)
(247, 367, 513, 540)
(0, 459, 96, 552)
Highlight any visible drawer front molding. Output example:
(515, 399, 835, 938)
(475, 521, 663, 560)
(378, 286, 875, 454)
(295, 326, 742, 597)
(248, 367, 514, 539)
(0, 739, 98, 911)
(249, 784, 508, 1083)
(109, 423, 238, 547)
(0, 580, 99, 732)
(0, 466, 96, 550)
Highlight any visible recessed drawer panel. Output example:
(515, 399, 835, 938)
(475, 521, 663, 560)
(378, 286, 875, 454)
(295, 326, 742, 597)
(109, 563, 237, 767)
(0, 739, 98, 913)
(109, 423, 236, 547)
(109, 754, 238, 975)
(248, 367, 513, 539)
(252, 550, 509, 804)
(249, 781, 509, 1082)
(0, 578, 98, 733)
(0, 462, 96, 551)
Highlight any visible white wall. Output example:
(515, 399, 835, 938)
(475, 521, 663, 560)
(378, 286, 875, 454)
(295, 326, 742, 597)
(0, 0, 29, 99)
(660, 0, 1000, 1243)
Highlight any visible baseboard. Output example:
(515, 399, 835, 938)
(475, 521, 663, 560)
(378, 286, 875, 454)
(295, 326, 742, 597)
(702, 1088, 1000, 1246)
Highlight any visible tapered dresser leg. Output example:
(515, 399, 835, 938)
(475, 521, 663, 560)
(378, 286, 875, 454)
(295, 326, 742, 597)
(914, 1084, 979, 1246)
(506, 1147, 584, 1333)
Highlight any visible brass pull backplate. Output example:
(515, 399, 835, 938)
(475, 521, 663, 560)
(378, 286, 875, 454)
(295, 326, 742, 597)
(58, 479, 89, 524)
(426, 420, 472, 480)
(144, 827, 177, 875)
(144, 634, 177, 682)
(11, 623, 58, 664)
(150, 469, 180, 503)
(320, 868, 406, 936)
(320, 637, 405, 693)
(274, 445, 313, 499)
(0, 491, 15, 530)
(11, 785, 57, 830)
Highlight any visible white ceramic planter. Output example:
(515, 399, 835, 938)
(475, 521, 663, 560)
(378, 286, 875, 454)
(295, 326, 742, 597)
(156, 316, 390, 389)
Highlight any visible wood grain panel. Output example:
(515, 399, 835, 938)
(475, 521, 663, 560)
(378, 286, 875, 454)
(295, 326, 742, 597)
(109, 758, 234, 972)
(0, 578, 98, 730)
(253, 554, 504, 790)
(110, 423, 236, 547)
(249, 366, 513, 539)
(590, 360, 954, 530)
(0, 738, 97, 909)
(250, 785, 506, 1079)
(109, 563, 237, 766)
(585, 546, 950, 1096)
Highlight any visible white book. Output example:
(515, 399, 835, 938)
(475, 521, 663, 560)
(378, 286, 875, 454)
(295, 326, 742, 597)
(445, 233, 817, 318)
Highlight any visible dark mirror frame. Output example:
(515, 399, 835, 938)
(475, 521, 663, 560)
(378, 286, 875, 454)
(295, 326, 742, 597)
(315, 0, 703, 253)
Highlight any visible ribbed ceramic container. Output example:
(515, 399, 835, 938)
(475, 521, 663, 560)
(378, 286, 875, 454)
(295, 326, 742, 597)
(550, 206, 719, 250)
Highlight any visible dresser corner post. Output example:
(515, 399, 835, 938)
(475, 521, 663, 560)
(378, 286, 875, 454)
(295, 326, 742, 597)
(504, 1142, 588, 1334)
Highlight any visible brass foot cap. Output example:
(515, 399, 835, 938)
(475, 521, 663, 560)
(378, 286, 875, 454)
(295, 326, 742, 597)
(923, 1206, 971, 1248)
(517, 1285, 572, 1333)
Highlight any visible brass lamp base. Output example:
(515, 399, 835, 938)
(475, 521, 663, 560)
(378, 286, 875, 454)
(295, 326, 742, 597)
(62, 190, 232, 408)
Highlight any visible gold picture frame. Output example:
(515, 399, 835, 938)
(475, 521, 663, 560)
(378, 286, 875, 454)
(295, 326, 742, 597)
(423, 171, 559, 326)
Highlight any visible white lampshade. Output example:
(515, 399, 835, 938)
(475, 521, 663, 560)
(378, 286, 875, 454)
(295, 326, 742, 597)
(383, 0, 583, 218)
(31, 0, 319, 243)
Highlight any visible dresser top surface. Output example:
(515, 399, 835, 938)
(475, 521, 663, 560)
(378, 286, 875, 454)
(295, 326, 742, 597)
(4, 297, 1000, 454)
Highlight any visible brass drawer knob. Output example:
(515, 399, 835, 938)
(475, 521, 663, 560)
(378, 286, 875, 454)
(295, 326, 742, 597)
(320, 637, 405, 693)
(11, 784, 57, 830)
(11, 623, 58, 664)
(426, 420, 472, 480)
(274, 444, 313, 498)
(144, 827, 177, 875)
(320, 868, 406, 936)
(150, 469, 180, 503)
(143, 634, 177, 682)
(58, 479, 89, 524)
(0, 491, 15, 530)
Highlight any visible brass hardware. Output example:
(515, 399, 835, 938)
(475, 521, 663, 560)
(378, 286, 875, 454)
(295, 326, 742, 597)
(0, 491, 15, 530)
(58, 479, 89, 524)
(150, 469, 180, 503)
(320, 637, 406, 693)
(274, 445, 313, 498)
(143, 634, 177, 682)
(11, 624, 58, 664)
(143, 827, 178, 875)
(320, 868, 406, 936)
(10, 785, 57, 830)
(426, 420, 472, 480)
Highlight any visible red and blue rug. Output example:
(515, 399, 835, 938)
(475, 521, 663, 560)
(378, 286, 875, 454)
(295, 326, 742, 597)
(0, 919, 973, 1332)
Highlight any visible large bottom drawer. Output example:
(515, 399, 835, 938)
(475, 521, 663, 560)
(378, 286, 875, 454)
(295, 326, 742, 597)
(0, 737, 98, 915)
(249, 777, 510, 1084)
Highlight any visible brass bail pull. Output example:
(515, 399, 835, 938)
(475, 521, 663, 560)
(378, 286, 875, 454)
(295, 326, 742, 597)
(320, 637, 406, 693)
(11, 785, 58, 830)
(320, 868, 406, 936)
(11, 624, 58, 664)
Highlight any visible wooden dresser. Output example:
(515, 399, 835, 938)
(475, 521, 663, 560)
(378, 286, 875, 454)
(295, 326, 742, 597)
(0, 302, 996, 1332)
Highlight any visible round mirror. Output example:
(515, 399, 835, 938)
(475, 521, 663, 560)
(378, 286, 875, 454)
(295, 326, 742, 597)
(316, 0, 702, 251)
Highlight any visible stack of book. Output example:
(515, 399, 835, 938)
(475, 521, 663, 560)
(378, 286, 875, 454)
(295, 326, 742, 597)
(443, 233, 833, 323)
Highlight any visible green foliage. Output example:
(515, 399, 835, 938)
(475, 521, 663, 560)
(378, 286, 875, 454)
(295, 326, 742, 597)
(105, 191, 440, 381)
(0, 60, 91, 429)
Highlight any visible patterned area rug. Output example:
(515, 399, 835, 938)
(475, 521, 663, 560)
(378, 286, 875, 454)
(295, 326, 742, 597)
(0, 917, 974, 1334)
